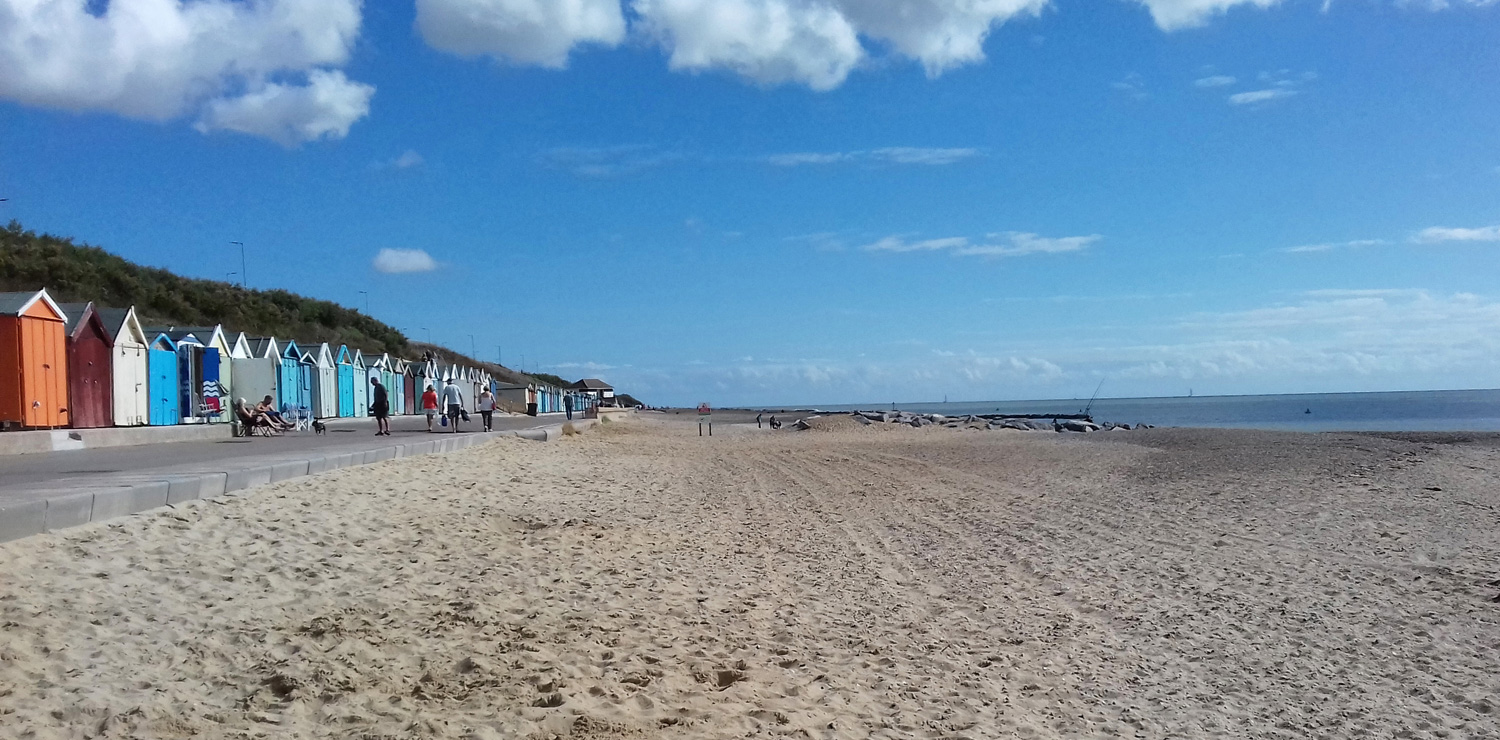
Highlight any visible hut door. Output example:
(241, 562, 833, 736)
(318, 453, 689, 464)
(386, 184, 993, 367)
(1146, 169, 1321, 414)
(148, 349, 178, 425)
(202, 349, 222, 417)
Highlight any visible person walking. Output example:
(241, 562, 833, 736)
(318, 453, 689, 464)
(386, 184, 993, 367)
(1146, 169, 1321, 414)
(477, 388, 496, 432)
(441, 380, 464, 432)
(421, 384, 439, 432)
(370, 377, 391, 436)
(564, 394, 573, 420)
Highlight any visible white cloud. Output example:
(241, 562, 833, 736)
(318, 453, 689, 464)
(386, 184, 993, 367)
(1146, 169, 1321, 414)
(197, 71, 373, 147)
(1228, 87, 1296, 105)
(415, 0, 626, 68)
(537, 145, 682, 177)
(1414, 225, 1500, 244)
(373, 248, 440, 274)
(393, 150, 425, 169)
(1113, 72, 1148, 100)
(1276, 238, 1384, 254)
(829, 0, 1049, 77)
(862, 231, 1100, 257)
(1135, 0, 1283, 31)
(1194, 74, 1236, 87)
(958, 232, 1101, 257)
(864, 235, 971, 252)
(767, 147, 979, 166)
(630, 0, 1047, 89)
(870, 147, 978, 165)
(0, 0, 370, 144)
(633, 0, 864, 90)
(768, 152, 857, 166)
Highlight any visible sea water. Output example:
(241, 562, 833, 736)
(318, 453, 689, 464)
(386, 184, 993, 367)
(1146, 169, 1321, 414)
(819, 389, 1500, 432)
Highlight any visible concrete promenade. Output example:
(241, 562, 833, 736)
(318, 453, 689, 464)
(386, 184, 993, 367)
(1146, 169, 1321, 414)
(0, 412, 595, 543)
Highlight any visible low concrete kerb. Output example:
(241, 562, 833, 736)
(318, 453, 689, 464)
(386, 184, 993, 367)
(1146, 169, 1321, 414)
(0, 422, 591, 545)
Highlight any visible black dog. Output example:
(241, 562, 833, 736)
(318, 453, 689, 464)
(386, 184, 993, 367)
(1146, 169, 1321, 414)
(312, 420, 326, 435)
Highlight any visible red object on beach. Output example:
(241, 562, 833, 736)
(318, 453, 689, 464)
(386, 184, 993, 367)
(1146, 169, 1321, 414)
(697, 402, 711, 415)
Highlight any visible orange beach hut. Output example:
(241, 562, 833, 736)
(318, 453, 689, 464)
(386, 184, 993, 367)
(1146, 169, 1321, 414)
(0, 289, 70, 429)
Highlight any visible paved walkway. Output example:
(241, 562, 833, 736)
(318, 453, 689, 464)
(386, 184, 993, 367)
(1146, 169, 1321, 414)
(0, 412, 588, 543)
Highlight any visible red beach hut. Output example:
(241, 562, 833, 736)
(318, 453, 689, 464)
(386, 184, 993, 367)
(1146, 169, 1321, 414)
(0, 289, 70, 429)
(59, 302, 113, 429)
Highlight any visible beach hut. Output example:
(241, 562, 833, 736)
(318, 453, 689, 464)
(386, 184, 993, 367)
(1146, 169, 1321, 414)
(311, 343, 338, 419)
(0, 290, 70, 429)
(351, 350, 369, 417)
(402, 361, 418, 415)
(146, 333, 180, 425)
(97, 306, 148, 426)
(231, 337, 279, 410)
(146, 328, 224, 424)
(58, 302, 112, 429)
(298, 350, 318, 416)
(335, 345, 356, 417)
(198, 326, 233, 422)
(390, 359, 407, 416)
(277, 341, 310, 413)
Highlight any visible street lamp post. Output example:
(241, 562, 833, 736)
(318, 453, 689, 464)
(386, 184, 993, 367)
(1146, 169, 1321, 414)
(229, 241, 246, 287)
(226, 271, 237, 284)
(358, 290, 369, 314)
(422, 327, 430, 344)
(468, 334, 477, 358)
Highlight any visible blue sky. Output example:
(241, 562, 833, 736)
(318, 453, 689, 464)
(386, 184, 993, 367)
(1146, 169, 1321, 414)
(1, 0, 1497, 406)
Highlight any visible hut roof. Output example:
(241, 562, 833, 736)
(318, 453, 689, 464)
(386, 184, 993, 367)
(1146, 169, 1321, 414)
(0, 289, 66, 320)
(57, 302, 92, 334)
(574, 378, 613, 390)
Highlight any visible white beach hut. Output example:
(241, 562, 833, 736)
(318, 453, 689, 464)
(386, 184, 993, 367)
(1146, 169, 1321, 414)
(96, 306, 148, 426)
(311, 343, 338, 419)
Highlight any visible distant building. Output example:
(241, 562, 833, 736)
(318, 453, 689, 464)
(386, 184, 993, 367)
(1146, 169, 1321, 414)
(573, 378, 615, 404)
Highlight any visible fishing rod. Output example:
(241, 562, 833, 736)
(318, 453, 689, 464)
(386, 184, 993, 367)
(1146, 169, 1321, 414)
(1082, 378, 1105, 419)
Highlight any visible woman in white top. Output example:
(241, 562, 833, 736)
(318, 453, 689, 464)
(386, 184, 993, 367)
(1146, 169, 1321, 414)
(477, 388, 496, 432)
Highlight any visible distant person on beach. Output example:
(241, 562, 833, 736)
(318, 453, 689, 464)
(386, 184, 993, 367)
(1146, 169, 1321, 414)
(564, 394, 573, 420)
(477, 388, 496, 432)
(370, 377, 390, 436)
(421, 385, 439, 432)
(441, 381, 464, 432)
(756, 413, 763, 428)
(769, 415, 781, 430)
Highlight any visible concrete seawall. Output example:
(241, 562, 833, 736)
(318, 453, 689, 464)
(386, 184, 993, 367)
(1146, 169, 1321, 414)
(0, 419, 597, 544)
(0, 424, 233, 457)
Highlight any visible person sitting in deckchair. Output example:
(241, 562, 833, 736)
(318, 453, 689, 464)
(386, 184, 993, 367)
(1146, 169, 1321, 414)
(235, 398, 279, 436)
(256, 396, 295, 431)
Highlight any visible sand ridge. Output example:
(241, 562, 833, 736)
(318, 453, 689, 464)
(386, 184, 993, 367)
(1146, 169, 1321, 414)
(2, 417, 1499, 738)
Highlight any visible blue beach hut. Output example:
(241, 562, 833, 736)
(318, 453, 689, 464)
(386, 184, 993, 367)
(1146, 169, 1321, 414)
(351, 349, 369, 417)
(146, 333, 180, 425)
(277, 340, 310, 413)
(335, 345, 356, 417)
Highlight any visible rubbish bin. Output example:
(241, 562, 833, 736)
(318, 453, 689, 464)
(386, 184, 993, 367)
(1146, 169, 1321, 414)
(527, 402, 538, 417)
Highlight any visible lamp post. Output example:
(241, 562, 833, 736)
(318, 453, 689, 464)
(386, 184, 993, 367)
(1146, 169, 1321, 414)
(497, 346, 503, 366)
(468, 334, 477, 358)
(229, 241, 246, 287)
(358, 290, 369, 314)
(421, 327, 430, 344)
(226, 271, 237, 284)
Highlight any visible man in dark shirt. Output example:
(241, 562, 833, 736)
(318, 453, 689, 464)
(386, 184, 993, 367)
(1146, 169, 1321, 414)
(370, 377, 390, 436)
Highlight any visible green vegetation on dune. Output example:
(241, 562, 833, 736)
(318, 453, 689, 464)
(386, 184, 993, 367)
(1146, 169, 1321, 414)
(1, 221, 407, 355)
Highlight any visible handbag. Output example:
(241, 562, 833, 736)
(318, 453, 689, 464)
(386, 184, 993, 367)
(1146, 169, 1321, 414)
(440, 414, 447, 427)
(460, 410, 470, 422)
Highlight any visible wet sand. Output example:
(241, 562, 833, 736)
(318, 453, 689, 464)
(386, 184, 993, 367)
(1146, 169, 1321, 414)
(2, 415, 1499, 738)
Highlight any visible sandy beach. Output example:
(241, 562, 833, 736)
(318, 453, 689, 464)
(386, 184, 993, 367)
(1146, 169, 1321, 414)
(2, 415, 1499, 739)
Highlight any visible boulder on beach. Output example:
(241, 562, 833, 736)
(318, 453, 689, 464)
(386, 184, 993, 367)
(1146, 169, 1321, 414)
(1056, 419, 1100, 433)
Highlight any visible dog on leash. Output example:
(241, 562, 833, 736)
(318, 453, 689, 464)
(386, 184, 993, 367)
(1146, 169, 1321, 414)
(312, 420, 326, 435)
